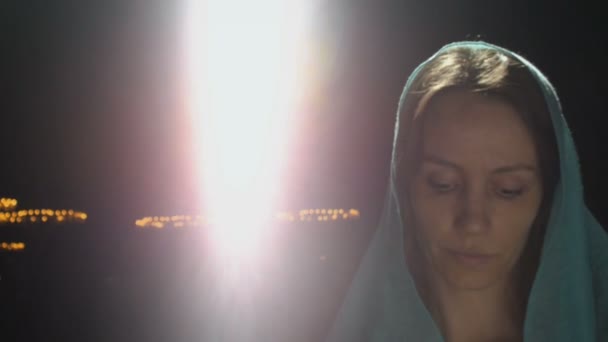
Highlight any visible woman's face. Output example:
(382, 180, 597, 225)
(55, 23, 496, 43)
(408, 90, 543, 290)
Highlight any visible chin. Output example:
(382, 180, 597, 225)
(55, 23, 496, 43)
(433, 257, 508, 291)
(441, 271, 502, 290)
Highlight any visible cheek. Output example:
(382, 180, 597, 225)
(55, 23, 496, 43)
(409, 185, 454, 241)
(494, 192, 543, 251)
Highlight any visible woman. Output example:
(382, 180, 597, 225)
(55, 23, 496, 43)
(326, 41, 607, 341)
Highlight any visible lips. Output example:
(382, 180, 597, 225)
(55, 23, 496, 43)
(446, 249, 496, 266)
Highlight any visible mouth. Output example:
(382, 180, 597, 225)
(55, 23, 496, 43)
(445, 249, 496, 266)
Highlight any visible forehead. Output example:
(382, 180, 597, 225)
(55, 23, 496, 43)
(421, 90, 538, 167)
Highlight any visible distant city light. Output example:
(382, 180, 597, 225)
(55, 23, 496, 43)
(0, 197, 87, 225)
(0, 198, 18, 211)
(0, 242, 25, 252)
(135, 214, 209, 229)
(134, 208, 360, 229)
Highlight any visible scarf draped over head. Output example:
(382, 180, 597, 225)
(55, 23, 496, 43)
(326, 41, 608, 341)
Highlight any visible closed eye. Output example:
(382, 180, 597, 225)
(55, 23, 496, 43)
(497, 188, 524, 199)
(428, 179, 458, 193)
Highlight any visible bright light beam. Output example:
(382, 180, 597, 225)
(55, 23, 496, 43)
(183, 0, 319, 260)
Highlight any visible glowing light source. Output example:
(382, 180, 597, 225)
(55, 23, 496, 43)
(182, 0, 320, 259)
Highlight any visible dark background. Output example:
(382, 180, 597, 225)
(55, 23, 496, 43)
(1, 0, 606, 341)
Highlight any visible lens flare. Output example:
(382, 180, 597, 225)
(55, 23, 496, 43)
(182, 0, 319, 259)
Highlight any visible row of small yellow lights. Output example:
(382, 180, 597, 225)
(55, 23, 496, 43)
(0, 198, 18, 211)
(135, 215, 210, 229)
(0, 242, 25, 252)
(276, 208, 360, 222)
(135, 208, 360, 229)
(0, 209, 88, 225)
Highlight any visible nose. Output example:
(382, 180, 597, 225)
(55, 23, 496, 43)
(455, 186, 490, 234)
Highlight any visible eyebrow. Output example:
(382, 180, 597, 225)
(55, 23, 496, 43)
(422, 155, 537, 174)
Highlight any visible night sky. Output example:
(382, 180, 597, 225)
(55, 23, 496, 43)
(3, 0, 607, 228)
(1, 0, 607, 340)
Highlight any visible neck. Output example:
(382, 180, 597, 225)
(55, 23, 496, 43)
(426, 272, 524, 342)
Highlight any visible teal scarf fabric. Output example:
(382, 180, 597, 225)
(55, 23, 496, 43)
(326, 41, 608, 341)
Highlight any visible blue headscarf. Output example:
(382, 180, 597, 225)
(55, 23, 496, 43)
(326, 41, 608, 341)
